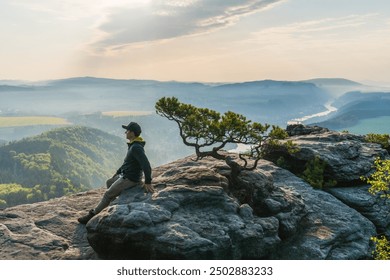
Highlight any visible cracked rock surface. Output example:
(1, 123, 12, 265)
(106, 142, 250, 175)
(0, 189, 104, 259)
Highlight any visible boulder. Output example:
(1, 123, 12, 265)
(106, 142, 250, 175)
(258, 161, 376, 259)
(328, 186, 390, 237)
(0, 188, 104, 259)
(286, 124, 330, 136)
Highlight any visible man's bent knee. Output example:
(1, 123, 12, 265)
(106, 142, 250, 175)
(106, 175, 119, 189)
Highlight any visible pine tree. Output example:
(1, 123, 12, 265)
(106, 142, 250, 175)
(155, 97, 293, 181)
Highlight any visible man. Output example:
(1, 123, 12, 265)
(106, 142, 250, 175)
(78, 121, 154, 224)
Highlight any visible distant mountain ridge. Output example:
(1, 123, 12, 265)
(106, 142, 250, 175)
(1, 76, 361, 86)
(304, 78, 363, 86)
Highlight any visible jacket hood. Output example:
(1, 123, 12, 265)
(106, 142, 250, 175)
(128, 136, 145, 146)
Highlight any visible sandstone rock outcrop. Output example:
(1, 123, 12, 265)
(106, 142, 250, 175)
(328, 186, 390, 237)
(266, 124, 388, 185)
(0, 188, 104, 259)
(258, 162, 377, 259)
(286, 124, 330, 136)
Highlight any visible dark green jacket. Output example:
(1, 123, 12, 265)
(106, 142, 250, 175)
(116, 138, 152, 184)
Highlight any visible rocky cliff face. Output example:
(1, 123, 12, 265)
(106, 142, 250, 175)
(267, 124, 388, 186)
(0, 125, 389, 260)
(0, 188, 102, 259)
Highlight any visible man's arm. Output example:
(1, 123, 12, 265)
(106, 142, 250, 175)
(133, 145, 154, 193)
(115, 144, 131, 177)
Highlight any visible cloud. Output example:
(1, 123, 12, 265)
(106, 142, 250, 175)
(90, 0, 283, 53)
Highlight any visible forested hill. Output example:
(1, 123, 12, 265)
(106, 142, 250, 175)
(0, 126, 124, 208)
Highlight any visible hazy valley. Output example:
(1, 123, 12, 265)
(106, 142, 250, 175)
(1, 76, 389, 133)
(1, 76, 389, 160)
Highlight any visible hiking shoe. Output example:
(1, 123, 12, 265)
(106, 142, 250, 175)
(78, 209, 95, 224)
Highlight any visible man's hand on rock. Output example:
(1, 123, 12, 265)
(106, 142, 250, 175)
(143, 183, 155, 193)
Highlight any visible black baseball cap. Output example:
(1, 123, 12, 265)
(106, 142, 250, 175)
(122, 122, 142, 134)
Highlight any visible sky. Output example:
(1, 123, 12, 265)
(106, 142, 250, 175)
(1, 0, 390, 84)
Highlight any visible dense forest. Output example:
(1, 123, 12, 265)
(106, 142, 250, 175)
(0, 126, 124, 208)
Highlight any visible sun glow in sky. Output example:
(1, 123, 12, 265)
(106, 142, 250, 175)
(1, 0, 389, 84)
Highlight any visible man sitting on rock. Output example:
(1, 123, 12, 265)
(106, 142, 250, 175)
(78, 122, 155, 224)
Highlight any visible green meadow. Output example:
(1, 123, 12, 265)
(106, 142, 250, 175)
(0, 116, 69, 127)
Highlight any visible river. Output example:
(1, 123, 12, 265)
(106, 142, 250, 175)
(288, 101, 337, 124)
(229, 101, 338, 154)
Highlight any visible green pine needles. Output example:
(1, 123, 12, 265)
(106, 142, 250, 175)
(301, 156, 337, 189)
